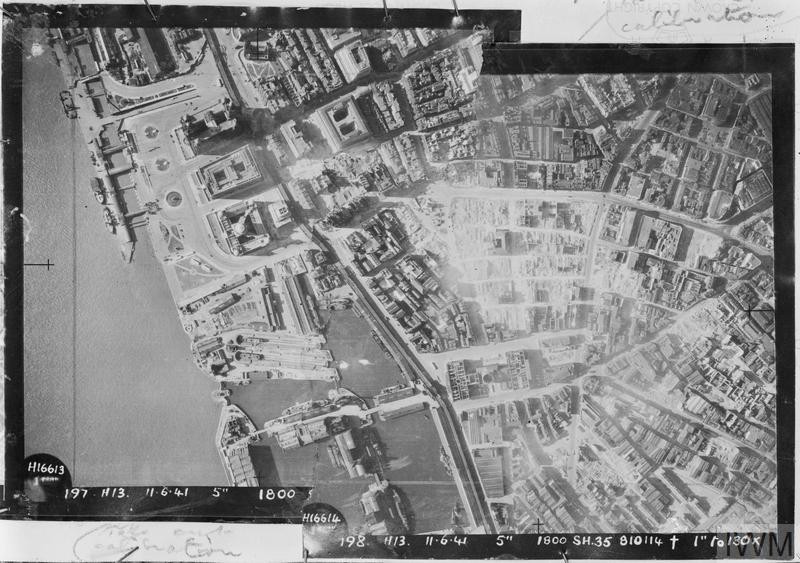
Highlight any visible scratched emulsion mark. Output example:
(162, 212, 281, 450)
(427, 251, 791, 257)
(2, 6, 57, 63)
(603, 0, 787, 41)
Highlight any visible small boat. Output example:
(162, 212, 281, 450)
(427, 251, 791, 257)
(212, 388, 232, 403)
(59, 90, 78, 119)
(103, 207, 116, 234)
(90, 177, 106, 204)
(324, 298, 352, 310)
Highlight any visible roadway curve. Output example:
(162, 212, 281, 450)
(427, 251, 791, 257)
(305, 223, 496, 532)
(341, 261, 497, 533)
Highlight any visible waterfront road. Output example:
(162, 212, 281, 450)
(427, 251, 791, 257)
(304, 223, 496, 532)
(340, 260, 497, 533)
(285, 213, 496, 530)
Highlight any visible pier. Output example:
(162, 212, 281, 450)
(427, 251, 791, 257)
(125, 209, 150, 229)
(91, 138, 136, 261)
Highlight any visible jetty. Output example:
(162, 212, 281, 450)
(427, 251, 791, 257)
(91, 138, 135, 262)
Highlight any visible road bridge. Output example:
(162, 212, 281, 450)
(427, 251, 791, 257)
(231, 393, 437, 449)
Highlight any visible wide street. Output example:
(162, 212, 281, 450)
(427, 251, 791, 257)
(299, 220, 497, 533)
(120, 84, 315, 305)
(341, 261, 498, 533)
(427, 181, 771, 261)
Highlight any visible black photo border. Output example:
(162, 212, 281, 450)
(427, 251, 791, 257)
(480, 42, 795, 531)
(1, 7, 795, 558)
(0, 2, 521, 521)
(313, 44, 797, 560)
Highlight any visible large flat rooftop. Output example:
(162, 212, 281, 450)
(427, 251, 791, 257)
(197, 144, 262, 199)
(314, 96, 370, 153)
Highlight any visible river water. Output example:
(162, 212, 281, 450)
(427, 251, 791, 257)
(22, 42, 457, 531)
(22, 47, 225, 485)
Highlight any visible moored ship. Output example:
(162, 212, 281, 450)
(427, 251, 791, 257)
(264, 388, 370, 433)
(103, 207, 115, 233)
(90, 177, 106, 204)
(212, 387, 232, 403)
(59, 90, 77, 119)
(242, 368, 340, 383)
(360, 474, 411, 535)
(318, 297, 353, 310)
(216, 404, 259, 487)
